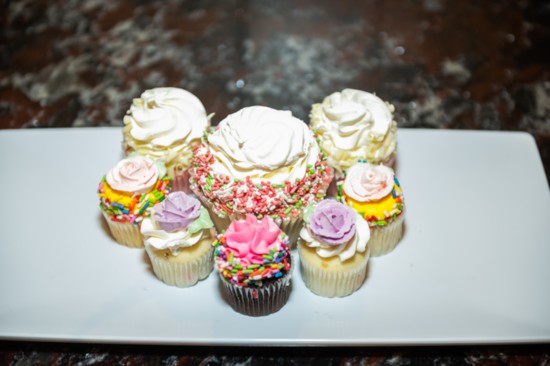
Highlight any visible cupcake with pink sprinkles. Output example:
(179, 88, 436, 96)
(213, 214, 292, 317)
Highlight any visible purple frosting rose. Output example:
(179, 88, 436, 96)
(153, 192, 201, 232)
(308, 199, 356, 246)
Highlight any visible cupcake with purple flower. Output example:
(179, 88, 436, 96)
(140, 191, 215, 288)
(298, 199, 370, 297)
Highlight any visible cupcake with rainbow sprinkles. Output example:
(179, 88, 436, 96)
(337, 162, 405, 256)
(213, 214, 292, 317)
(98, 155, 171, 248)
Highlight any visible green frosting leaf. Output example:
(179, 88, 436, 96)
(188, 207, 214, 234)
(302, 204, 316, 224)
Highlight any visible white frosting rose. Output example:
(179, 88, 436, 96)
(343, 163, 394, 202)
(310, 88, 397, 172)
(123, 87, 210, 171)
(106, 155, 158, 194)
(206, 106, 320, 184)
(300, 213, 370, 262)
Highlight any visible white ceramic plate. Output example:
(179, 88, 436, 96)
(0, 127, 549, 346)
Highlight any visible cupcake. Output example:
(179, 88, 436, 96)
(141, 191, 215, 288)
(189, 106, 332, 243)
(309, 88, 397, 178)
(213, 215, 292, 317)
(98, 155, 172, 248)
(122, 87, 211, 192)
(298, 199, 370, 298)
(337, 162, 405, 256)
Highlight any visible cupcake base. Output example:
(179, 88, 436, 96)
(368, 214, 404, 257)
(102, 212, 143, 248)
(145, 234, 214, 288)
(298, 242, 370, 298)
(219, 274, 292, 317)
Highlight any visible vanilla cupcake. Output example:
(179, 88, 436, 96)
(122, 87, 211, 192)
(189, 106, 332, 243)
(98, 155, 171, 248)
(213, 215, 292, 317)
(337, 162, 404, 256)
(310, 89, 397, 178)
(141, 192, 215, 288)
(298, 199, 370, 297)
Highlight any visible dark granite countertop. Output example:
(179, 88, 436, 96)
(1, 0, 549, 364)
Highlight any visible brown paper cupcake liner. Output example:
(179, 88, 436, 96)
(145, 245, 213, 288)
(219, 274, 292, 317)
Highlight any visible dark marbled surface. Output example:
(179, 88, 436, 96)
(1, 0, 550, 364)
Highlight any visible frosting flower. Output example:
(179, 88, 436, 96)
(153, 192, 201, 232)
(106, 155, 159, 194)
(307, 200, 356, 245)
(343, 163, 394, 202)
(224, 215, 284, 265)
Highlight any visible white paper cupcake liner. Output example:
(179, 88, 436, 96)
(145, 244, 214, 288)
(369, 214, 405, 257)
(299, 246, 370, 298)
(102, 212, 143, 248)
(219, 274, 292, 317)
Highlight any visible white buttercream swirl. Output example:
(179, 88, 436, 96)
(140, 215, 213, 256)
(206, 106, 320, 184)
(310, 88, 397, 172)
(123, 87, 210, 171)
(300, 213, 370, 262)
(344, 163, 394, 202)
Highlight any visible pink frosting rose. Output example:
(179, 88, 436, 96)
(223, 215, 283, 265)
(343, 163, 394, 202)
(106, 155, 159, 194)
(308, 199, 356, 245)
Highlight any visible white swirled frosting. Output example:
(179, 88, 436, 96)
(300, 212, 370, 262)
(123, 87, 210, 172)
(310, 88, 397, 172)
(206, 106, 320, 184)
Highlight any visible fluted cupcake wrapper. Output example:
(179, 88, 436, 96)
(220, 274, 292, 317)
(299, 249, 370, 298)
(369, 214, 405, 257)
(102, 212, 143, 248)
(145, 245, 214, 288)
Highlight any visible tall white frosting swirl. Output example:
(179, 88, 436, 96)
(206, 106, 320, 184)
(310, 88, 397, 172)
(123, 87, 210, 171)
(300, 213, 370, 262)
(344, 163, 395, 202)
(140, 216, 212, 256)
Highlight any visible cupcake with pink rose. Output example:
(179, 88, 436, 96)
(122, 87, 212, 193)
(189, 106, 332, 244)
(213, 214, 292, 317)
(97, 155, 172, 248)
(298, 199, 371, 297)
(140, 191, 215, 288)
(337, 162, 405, 256)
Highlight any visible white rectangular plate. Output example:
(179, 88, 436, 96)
(0, 127, 549, 346)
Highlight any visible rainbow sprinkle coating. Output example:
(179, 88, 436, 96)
(189, 139, 332, 224)
(97, 176, 172, 225)
(213, 234, 291, 287)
